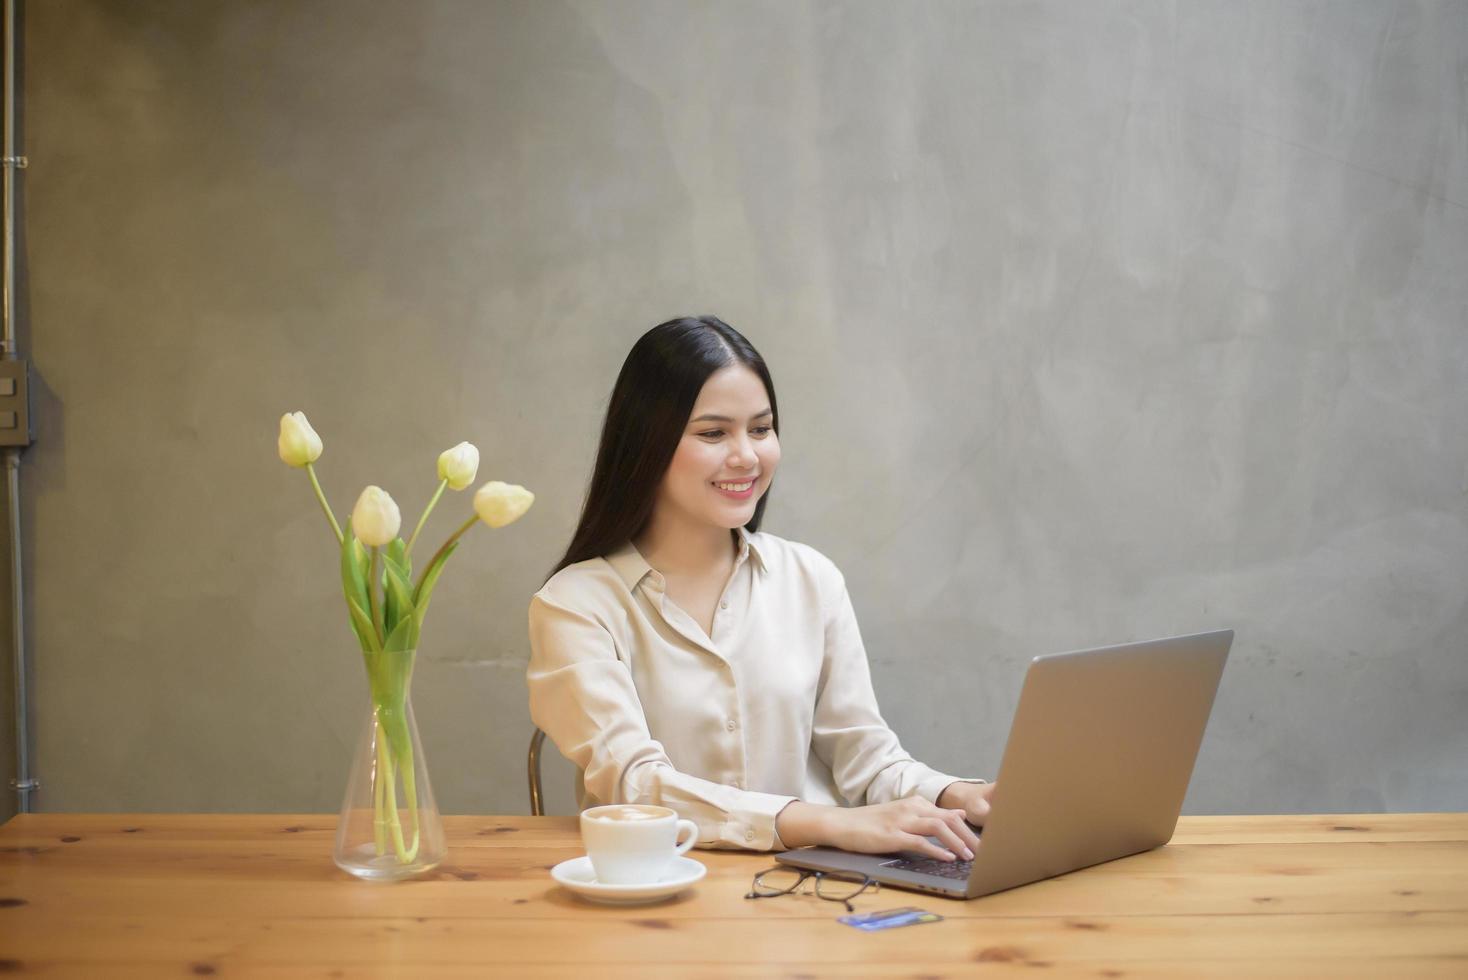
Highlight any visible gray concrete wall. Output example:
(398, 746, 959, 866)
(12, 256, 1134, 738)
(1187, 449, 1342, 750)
(2, 0, 1464, 824)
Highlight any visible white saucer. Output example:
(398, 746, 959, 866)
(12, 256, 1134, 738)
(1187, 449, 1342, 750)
(550, 855, 706, 905)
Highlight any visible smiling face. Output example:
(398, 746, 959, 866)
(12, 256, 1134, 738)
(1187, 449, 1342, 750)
(650, 363, 781, 536)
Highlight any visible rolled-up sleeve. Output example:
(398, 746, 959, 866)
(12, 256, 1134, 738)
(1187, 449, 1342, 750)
(808, 563, 987, 806)
(527, 592, 797, 850)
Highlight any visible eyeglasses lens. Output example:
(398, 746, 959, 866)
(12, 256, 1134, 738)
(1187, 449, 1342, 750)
(751, 868, 806, 895)
(814, 871, 869, 901)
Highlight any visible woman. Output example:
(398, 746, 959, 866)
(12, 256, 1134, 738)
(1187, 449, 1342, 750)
(527, 315, 994, 864)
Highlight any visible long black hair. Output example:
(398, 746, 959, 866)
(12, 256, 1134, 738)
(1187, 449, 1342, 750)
(545, 315, 779, 583)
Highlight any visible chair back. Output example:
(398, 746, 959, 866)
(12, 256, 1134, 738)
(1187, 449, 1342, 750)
(528, 727, 548, 816)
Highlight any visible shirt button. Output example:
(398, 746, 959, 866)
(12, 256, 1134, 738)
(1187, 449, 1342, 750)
(726, 719, 737, 731)
(719, 600, 729, 610)
(745, 830, 755, 842)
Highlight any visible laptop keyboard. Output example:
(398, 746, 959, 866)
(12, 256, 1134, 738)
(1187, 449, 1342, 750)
(880, 855, 974, 880)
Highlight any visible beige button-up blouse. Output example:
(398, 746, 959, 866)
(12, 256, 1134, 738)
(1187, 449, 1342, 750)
(526, 525, 987, 851)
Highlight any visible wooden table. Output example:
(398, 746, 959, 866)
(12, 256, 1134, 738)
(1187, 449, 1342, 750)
(2, 813, 1465, 977)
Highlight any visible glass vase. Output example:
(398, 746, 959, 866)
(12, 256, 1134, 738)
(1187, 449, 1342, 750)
(332, 649, 446, 881)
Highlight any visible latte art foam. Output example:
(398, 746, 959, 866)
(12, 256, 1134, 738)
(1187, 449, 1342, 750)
(588, 805, 666, 822)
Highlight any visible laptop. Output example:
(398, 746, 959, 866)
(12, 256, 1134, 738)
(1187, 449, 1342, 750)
(776, 628, 1234, 899)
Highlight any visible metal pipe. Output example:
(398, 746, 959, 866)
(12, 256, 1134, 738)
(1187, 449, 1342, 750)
(2, 0, 16, 354)
(3, 0, 35, 814)
(5, 453, 27, 812)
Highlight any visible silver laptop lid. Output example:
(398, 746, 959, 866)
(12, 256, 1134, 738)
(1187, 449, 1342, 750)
(964, 628, 1233, 897)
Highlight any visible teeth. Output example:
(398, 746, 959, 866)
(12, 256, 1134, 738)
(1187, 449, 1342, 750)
(715, 481, 753, 492)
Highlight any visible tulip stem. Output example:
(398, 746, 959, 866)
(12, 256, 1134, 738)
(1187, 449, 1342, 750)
(416, 515, 479, 595)
(305, 463, 344, 545)
(373, 719, 390, 857)
(405, 479, 448, 559)
(367, 547, 385, 646)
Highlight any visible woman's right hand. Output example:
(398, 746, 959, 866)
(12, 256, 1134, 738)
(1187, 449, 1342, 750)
(778, 797, 981, 862)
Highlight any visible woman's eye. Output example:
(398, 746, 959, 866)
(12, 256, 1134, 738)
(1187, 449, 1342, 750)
(699, 426, 772, 439)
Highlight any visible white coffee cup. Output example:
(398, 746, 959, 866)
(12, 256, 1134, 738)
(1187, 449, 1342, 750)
(579, 804, 698, 885)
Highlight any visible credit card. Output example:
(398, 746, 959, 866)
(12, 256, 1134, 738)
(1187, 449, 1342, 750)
(838, 906, 944, 931)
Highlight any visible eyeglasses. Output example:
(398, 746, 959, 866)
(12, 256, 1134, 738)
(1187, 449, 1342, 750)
(744, 865, 879, 913)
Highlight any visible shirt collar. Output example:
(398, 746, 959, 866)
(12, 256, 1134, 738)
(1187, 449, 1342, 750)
(606, 526, 766, 593)
(736, 525, 767, 574)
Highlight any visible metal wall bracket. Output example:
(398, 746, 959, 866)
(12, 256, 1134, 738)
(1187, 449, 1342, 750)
(1, 156, 24, 168)
(0, 359, 31, 447)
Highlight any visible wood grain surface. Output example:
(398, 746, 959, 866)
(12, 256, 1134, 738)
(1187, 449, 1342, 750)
(2, 813, 1465, 978)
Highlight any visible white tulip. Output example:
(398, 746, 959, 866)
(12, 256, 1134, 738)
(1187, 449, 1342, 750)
(437, 442, 480, 491)
(473, 481, 534, 529)
(351, 486, 402, 547)
(277, 412, 323, 468)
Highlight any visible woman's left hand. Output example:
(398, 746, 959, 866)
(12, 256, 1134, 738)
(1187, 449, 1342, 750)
(936, 781, 997, 827)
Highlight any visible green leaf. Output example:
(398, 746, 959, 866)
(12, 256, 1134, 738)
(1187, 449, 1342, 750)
(345, 610, 373, 654)
(382, 576, 399, 640)
(340, 521, 374, 649)
(384, 537, 412, 581)
(341, 526, 369, 603)
(382, 560, 415, 646)
(365, 649, 415, 706)
(346, 596, 378, 653)
(383, 613, 416, 654)
(368, 550, 385, 643)
(411, 540, 459, 639)
(381, 538, 413, 637)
